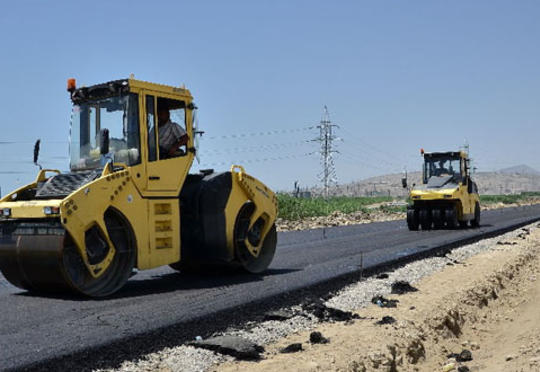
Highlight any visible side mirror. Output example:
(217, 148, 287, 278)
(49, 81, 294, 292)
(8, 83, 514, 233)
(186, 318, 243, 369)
(401, 178, 407, 188)
(99, 129, 110, 155)
(33, 139, 42, 170)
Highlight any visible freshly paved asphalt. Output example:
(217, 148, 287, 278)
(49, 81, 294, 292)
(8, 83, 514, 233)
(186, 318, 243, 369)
(1, 205, 540, 370)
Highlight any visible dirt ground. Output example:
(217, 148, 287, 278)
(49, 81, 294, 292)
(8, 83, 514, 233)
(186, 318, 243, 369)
(217, 226, 540, 372)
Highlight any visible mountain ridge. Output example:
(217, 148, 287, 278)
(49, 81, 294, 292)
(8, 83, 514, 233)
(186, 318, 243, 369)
(310, 165, 540, 197)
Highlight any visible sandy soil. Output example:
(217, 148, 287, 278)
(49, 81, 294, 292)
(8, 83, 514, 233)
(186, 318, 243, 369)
(217, 226, 540, 372)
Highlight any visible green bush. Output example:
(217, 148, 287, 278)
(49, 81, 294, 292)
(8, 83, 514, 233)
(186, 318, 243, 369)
(480, 192, 540, 205)
(277, 194, 393, 220)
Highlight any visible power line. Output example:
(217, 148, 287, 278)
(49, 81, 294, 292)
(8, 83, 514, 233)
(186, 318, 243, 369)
(198, 152, 316, 167)
(202, 140, 311, 155)
(338, 151, 396, 172)
(0, 140, 68, 145)
(203, 126, 316, 140)
(339, 127, 404, 167)
(340, 141, 403, 171)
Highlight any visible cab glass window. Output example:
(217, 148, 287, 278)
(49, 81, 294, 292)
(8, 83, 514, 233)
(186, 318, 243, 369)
(146, 95, 157, 162)
(156, 98, 187, 159)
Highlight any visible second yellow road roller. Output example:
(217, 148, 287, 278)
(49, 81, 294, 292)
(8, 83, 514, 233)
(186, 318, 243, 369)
(405, 149, 480, 230)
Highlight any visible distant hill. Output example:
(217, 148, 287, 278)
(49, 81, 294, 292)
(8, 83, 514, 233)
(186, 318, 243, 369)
(498, 164, 540, 176)
(310, 165, 540, 197)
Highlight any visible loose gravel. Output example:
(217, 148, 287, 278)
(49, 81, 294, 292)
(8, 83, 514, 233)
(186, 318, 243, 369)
(99, 223, 536, 372)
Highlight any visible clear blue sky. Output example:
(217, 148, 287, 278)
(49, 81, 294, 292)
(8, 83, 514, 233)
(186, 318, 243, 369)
(1, 0, 539, 194)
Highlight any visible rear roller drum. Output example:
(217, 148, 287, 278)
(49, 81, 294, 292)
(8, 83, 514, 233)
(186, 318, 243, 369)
(419, 208, 432, 230)
(234, 202, 277, 273)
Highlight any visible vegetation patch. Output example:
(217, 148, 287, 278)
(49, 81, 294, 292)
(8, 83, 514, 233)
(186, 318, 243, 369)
(277, 194, 393, 220)
(277, 192, 540, 221)
(480, 192, 540, 205)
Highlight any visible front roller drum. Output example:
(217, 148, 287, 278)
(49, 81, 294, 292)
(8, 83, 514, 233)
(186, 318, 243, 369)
(0, 231, 73, 292)
(0, 211, 135, 297)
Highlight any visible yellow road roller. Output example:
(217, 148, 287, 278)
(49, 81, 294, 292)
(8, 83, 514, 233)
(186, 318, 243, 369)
(0, 77, 277, 297)
(405, 149, 480, 230)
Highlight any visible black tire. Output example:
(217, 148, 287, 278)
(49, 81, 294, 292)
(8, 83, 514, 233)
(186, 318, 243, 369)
(234, 202, 277, 273)
(459, 221, 468, 228)
(445, 206, 458, 228)
(406, 208, 419, 231)
(432, 208, 444, 229)
(471, 203, 481, 227)
(419, 208, 432, 230)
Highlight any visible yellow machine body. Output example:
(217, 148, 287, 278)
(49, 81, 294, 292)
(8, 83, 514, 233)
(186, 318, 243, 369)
(0, 78, 277, 296)
(407, 150, 480, 230)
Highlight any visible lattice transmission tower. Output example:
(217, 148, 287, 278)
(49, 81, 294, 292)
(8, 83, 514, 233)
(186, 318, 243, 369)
(314, 106, 339, 198)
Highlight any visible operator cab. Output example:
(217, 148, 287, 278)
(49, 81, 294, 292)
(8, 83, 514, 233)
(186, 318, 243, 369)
(423, 151, 466, 188)
(68, 80, 191, 172)
(67, 77, 196, 196)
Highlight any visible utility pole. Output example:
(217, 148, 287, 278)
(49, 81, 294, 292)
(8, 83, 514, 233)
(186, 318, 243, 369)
(314, 106, 339, 198)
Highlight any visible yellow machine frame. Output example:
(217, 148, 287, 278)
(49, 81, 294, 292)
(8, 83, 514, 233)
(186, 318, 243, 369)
(0, 78, 277, 281)
(408, 150, 480, 229)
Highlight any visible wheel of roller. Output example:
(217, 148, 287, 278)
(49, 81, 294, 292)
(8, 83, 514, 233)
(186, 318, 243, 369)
(61, 208, 136, 297)
(234, 202, 277, 274)
(471, 202, 481, 228)
(432, 208, 444, 229)
(0, 209, 136, 297)
(445, 206, 458, 228)
(406, 208, 419, 231)
(419, 208, 432, 230)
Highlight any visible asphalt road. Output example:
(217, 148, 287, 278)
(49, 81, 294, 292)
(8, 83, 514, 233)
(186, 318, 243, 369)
(1, 205, 540, 370)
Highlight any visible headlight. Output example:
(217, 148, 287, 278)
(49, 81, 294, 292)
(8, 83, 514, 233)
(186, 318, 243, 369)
(43, 206, 60, 215)
(2, 208, 11, 217)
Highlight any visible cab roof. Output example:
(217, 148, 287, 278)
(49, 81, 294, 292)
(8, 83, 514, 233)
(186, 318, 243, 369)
(424, 151, 467, 159)
(70, 77, 192, 103)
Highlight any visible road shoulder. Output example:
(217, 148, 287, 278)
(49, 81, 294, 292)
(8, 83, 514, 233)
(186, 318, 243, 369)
(216, 225, 540, 372)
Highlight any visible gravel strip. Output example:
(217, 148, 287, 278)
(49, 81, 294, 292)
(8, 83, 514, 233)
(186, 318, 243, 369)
(326, 223, 535, 312)
(101, 223, 537, 372)
(95, 346, 232, 372)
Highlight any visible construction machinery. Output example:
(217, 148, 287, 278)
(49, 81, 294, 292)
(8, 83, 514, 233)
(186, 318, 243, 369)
(405, 149, 480, 230)
(0, 77, 278, 297)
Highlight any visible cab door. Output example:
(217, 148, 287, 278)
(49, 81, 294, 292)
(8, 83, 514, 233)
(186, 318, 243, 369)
(143, 93, 193, 194)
